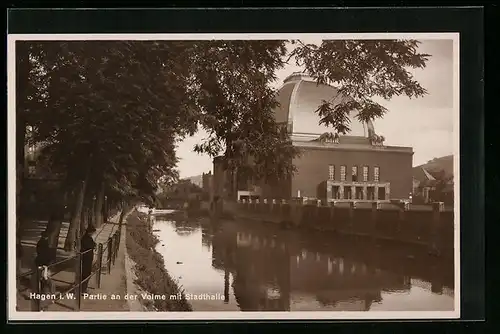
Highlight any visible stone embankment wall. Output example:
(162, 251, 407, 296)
(234, 199, 454, 256)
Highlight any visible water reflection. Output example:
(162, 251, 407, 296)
(153, 215, 454, 312)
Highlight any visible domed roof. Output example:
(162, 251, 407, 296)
(273, 72, 375, 142)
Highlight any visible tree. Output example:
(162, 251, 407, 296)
(16, 39, 431, 251)
(189, 41, 300, 198)
(17, 41, 197, 251)
(191, 40, 430, 200)
(429, 169, 453, 203)
(290, 39, 430, 135)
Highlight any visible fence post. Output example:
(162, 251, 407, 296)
(96, 243, 104, 288)
(76, 252, 83, 311)
(116, 230, 121, 252)
(33, 267, 42, 311)
(112, 233, 116, 264)
(107, 237, 113, 273)
(112, 232, 118, 264)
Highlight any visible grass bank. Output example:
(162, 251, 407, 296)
(125, 210, 192, 311)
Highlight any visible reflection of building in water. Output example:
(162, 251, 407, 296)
(213, 228, 291, 311)
(236, 232, 285, 252)
(212, 227, 450, 311)
(292, 250, 410, 310)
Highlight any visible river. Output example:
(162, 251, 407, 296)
(152, 211, 455, 312)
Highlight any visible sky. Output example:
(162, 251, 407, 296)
(175, 39, 456, 179)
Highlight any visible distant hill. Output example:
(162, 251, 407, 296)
(185, 174, 203, 188)
(413, 155, 454, 181)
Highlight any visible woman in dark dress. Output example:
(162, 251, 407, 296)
(35, 231, 55, 297)
(35, 231, 51, 268)
(80, 225, 97, 293)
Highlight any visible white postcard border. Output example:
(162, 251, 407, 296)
(7, 32, 461, 321)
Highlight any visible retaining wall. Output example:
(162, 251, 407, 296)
(235, 199, 454, 255)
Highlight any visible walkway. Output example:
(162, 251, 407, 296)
(16, 211, 130, 312)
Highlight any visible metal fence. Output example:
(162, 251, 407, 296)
(17, 228, 122, 312)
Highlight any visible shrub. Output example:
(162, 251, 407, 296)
(126, 211, 192, 311)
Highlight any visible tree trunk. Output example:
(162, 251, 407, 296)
(232, 167, 238, 201)
(118, 201, 127, 228)
(41, 185, 69, 262)
(45, 216, 62, 264)
(94, 182, 105, 228)
(102, 193, 108, 225)
(80, 199, 88, 239)
(64, 179, 88, 252)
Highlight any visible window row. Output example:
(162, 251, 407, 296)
(328, 165, 380, 182)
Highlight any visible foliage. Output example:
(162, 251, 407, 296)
(430, 169, 453, 193)
(19, 41, 198, 202)
(290, 39, 430, 135)
(17, 39, 431, 247)
(189, 41, 301, 185)
(19, 39, 430, 197)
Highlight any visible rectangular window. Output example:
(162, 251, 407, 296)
(351, 166, 358, 182)
(374, 166, 380, 182)
(328, 165, 335, 180)
(340, 165, 346, 181)
(363, 166, 369, 182)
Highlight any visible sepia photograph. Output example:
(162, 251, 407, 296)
(8, 32, 459, 320)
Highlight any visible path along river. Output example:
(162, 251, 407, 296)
(152, 211, 455, 312)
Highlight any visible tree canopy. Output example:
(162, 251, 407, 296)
(290, 39, 429, 135)
(16, 39, 430, 250)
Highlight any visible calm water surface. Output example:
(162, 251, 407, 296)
(152, 212, 454, 312)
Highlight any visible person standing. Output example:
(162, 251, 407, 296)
(35, 231, 51, 270)
(80, 225, 97, 294)
(34, 231, 56, 310)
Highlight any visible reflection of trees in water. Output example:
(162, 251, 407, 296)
(217, 231, 291, 311)
(316, 290, 382, 310)
(173, 219, 201, 237)
(232, 271, 266, 311)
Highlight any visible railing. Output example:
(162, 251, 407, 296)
(17, 228, 122, 312)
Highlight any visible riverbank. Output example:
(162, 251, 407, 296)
(125, 210, 192, 311)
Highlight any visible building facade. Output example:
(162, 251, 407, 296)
(213, 72, 414, 203)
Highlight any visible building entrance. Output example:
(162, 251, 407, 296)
(332, 186, 340, 199)
(344, 186, 352, 200)
(355, 186, 364, 200)
(378, 187, 386, 201)
(367, 186, 375, 200)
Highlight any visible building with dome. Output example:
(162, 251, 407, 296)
(213, 72, 414, 203)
